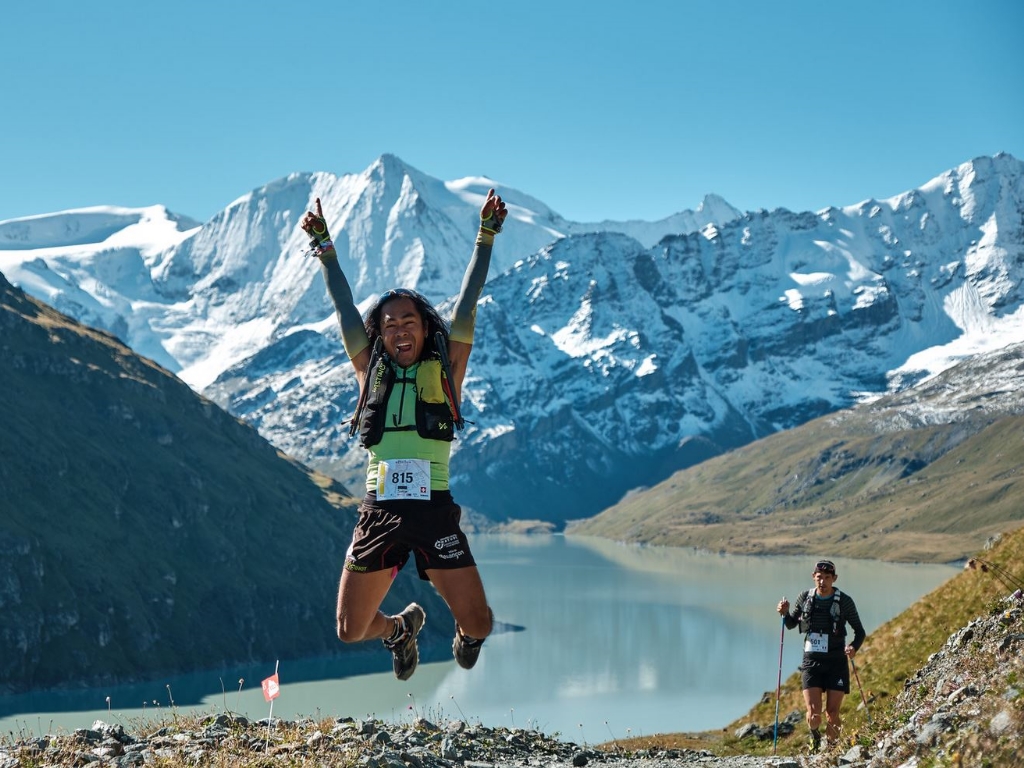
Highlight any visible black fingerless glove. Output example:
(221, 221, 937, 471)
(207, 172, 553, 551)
(480, 208, 503, 236)
(477, 208, 505, 246)
(306, 215, 336, 260)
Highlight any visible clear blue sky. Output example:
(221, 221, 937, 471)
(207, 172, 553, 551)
(2, 1, 1022, 225)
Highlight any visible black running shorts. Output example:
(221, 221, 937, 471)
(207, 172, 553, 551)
(344, 491, 476, 580)
(800, 655, 851, 693)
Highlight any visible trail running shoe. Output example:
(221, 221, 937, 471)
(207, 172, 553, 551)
(382, 603, 425, 681)
(809, 728, 822, 753)
(453, 625, 485, 669)
(452, 609, 492, 669)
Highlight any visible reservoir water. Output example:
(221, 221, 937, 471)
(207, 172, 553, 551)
(0, 534, 959, 740)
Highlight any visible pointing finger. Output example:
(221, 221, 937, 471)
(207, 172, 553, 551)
(315, 197, 324, 218)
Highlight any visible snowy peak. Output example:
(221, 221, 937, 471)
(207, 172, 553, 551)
(0, 205, 199, 252)
(695, 192, 741, 219)
(561, 192, 745, 249)
(3, 153, 1023, 526)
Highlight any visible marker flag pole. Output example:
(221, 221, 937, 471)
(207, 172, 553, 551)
(262, 660, 281, 751)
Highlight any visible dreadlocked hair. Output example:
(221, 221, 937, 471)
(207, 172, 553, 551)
(364, 288, 450, 359)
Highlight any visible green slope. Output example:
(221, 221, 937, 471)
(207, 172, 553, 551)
(568, 347, 1024, 562)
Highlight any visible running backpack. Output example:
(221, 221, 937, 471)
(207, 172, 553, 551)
(798, 589, 842, 635)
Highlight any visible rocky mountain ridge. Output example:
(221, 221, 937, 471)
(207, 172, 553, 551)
(567, 338, 1024, 562)
(2, 153, 1023, 526)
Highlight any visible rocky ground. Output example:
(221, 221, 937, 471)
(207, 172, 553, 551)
(2, 592, 1021, 768)
(851, 590, 1023, 767)
(0, 715, 769, 768)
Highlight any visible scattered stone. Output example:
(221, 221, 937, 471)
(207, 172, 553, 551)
(0, 714, 771, 767)
(1, 594, 1020, 767)
(733, 724, 757, 740)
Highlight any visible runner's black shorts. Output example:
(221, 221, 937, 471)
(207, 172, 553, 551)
(344, 491, 476, 580)
(800, 655, 851, 693)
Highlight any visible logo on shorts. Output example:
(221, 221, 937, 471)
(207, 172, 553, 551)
(435, 534, 460, 551)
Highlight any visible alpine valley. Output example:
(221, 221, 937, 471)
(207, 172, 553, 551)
(3, 152, 1024, 696)
(2, 151, 1023, 532)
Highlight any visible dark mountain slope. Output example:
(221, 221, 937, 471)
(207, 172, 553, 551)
(0, 270, 441, 695)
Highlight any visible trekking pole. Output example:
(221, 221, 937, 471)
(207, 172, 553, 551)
(850, 656, 872, 726)
(773, 605, 786, 755)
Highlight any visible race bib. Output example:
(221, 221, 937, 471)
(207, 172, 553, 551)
(376, 459, 430, 500)
(804, 632, 829, 653)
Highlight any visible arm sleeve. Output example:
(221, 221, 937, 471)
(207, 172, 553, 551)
(843, 594, 867, 651)
(320, 257, 370, 360)
(449, 241, 493, 344)
(783, 590, 808, 630)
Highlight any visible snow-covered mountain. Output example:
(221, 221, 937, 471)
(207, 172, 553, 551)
(2, 153, 1022, 524)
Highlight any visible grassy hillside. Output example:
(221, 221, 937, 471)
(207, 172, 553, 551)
(568, 344, 1024, 563)
(605, 524, 1024, 761)
(725, 523, 1024, 758)
(0, 272, 446, 695)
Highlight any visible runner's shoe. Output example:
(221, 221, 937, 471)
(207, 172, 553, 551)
(382, 603, 425, 680)
(809, 729, 822, 753)
(452, 608, 492, 669)
(453, 625, 485, 669)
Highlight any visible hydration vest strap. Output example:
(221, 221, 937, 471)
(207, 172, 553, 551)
(800, 589, 843, 635)
(349, 337, 384, 437)
(434, 331, 464, 429)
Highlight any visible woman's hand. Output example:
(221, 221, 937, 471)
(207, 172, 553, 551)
(300, 198, 336, 258)
(480, 188, 507, 235)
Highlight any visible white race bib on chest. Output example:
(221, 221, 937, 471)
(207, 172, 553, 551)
(376, 459, 430, 500)
(804, 632, 829, 653)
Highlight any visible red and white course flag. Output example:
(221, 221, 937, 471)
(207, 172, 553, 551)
(261, 673, 280, 702)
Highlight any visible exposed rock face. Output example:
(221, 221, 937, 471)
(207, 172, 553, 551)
(862, 592, 1024, 767)
(4, 154, 1023, 525)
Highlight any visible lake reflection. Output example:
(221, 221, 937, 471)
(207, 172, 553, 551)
(0, 535, 959, 740)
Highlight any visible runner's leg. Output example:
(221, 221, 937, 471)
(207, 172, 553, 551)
(803, 687, 824, 732)
(336, 568, 401, 642)
(824, 689, 845, 742)
(427, 566, 492, 638)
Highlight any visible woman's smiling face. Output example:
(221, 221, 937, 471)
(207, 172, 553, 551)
(380, 296, 425, 366)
